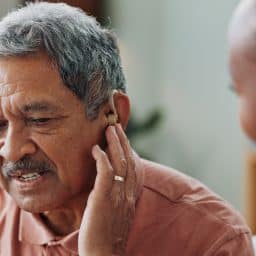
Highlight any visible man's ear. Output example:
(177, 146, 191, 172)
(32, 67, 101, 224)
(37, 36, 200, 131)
(106, 90, 130, 129)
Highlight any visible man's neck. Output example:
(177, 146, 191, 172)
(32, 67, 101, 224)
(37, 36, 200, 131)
(40, 191, 89, 236)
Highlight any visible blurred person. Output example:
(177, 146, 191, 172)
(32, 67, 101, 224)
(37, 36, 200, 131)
(229, 0, 256, 143)
(0, 2, 253, 255)
(228, 0, 256, 248)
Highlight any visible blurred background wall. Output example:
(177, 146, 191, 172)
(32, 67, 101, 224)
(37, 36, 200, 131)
(0, 0, 21, 16)
(108, 0, 243, 211)
(0, 0, 245, 211)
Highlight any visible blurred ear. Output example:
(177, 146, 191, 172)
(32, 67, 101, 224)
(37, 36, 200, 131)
(106, 91, 130, 129)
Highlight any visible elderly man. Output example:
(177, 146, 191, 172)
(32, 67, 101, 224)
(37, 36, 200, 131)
(0, 2, 253, 256)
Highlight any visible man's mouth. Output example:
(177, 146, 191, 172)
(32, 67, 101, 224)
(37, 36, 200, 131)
(2, 157, 56, 187)
(8, 169, 49, 182)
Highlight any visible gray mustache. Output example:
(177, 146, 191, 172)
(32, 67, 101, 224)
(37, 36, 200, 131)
(2, 157, 55, 177)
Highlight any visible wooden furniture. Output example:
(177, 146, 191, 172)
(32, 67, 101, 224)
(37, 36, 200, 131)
(245, 151, 256, 234)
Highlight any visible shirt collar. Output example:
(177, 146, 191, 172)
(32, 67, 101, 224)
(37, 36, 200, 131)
(19, 209, 79, 254)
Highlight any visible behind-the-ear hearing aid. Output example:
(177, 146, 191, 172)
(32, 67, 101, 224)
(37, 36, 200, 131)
(107, 89, 119, 126)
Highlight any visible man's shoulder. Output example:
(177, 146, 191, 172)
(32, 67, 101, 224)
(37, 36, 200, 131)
(142, 159, 211, 202)
(140, 159, 248, 229)
(128, 159, 253, 255)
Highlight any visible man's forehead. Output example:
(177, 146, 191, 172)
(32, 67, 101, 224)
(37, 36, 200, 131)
(0, 79, 53, 98)
(0, 56, 65, 98)
(0, 54, 60, 86)
(0, 54, 83, 115)
(0, 82, 19, 97)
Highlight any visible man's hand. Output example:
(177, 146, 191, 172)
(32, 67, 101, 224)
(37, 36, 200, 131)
(78, 124, 137, 256)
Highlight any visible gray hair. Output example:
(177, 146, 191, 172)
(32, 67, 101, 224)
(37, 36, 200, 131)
(0, 2, 126, 120)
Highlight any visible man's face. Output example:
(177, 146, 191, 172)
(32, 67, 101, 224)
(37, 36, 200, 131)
(229, 42, 256, 141)
(0, 53, 105, 212)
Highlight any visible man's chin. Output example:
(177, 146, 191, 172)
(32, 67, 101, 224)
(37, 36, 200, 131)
(12, 194, 62, 213)
(16, 201, 50, 213)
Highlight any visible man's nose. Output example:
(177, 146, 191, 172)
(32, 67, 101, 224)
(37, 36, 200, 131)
(0, 127, 37, 162)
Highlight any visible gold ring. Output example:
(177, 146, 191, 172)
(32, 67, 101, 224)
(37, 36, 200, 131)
(114, 175, 125, 182)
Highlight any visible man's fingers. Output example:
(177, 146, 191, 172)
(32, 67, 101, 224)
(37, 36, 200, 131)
(90, 127, 136, 255)
(106, 126, 127, 179)
(115, 123, 133, 162)
(92, 145, 113, 195)
(115, 124, 137, 203)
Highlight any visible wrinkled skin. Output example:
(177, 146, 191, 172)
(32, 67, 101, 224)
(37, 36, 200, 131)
(79, 124, 137, 255)
(0, 54, 102, 216)
(0, 52, 138, 255)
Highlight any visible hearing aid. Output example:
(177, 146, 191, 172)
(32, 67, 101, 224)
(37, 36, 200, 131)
(107, 89, 118, 126)
(107, 113, 118, 125)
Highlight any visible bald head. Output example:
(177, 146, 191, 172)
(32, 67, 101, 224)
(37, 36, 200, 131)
(229, 0, 256, 50)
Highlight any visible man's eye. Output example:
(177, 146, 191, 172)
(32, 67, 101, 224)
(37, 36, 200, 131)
(27, 118, 52, 126)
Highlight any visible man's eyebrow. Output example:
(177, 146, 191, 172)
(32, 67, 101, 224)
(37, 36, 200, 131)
(22, 101, 60, 113)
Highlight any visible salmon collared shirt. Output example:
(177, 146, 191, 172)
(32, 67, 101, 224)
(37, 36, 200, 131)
(0, 156, 254, 255)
